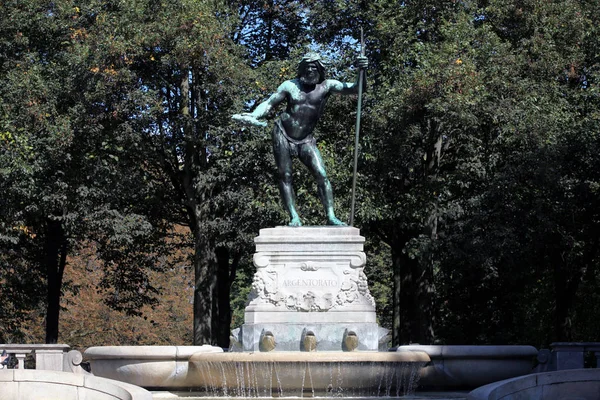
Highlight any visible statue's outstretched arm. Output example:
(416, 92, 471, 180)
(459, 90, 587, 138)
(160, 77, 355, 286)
(232, 83, 288, 127)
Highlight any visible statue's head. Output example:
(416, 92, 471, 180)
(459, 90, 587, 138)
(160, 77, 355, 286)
(297, 52, 326, 85)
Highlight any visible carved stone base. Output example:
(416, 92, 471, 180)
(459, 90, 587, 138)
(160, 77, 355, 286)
(240, 226, 384, 352)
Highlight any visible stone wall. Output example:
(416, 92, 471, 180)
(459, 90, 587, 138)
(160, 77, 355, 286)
(468, 368, 600, 400)
(0, 369, 152, 400)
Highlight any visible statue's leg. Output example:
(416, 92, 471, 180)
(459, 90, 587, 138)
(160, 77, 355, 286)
(298, 141, 346, 226)
(272, 125, 302, 226)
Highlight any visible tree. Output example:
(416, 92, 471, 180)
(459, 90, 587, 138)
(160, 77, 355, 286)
(431, 0, 600, 345)
(73, 0, 287, 345)
(230, 0, 308, 65)
(302, 0, 600, 346)
(0, 0, 170, 343)
(1, 0, 310, 346)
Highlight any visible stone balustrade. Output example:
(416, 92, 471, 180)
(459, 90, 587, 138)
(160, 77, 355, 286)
(0, 344, 86, 373)
(533, 342, 600, 372)
(550, 342, 600, 370)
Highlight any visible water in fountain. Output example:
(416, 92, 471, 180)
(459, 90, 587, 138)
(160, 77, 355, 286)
(187, 352, 428, 398)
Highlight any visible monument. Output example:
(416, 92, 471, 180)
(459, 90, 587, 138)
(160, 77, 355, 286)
(232, 52, 384, 352)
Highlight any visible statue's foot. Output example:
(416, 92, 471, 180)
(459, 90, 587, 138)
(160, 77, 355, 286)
(289, 217, 303, 227)
(327, 216, 347, 226)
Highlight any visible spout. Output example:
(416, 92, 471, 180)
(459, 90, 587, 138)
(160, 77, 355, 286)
(302, 331, 317, 352)
(259, 331, 276, 352)
(343, 329, 359, 352)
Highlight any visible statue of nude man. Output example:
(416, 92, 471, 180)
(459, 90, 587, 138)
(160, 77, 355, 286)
(233, 52, 368, 226)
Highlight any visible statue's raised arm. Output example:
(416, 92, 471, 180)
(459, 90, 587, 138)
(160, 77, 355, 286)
(325, 56, 368, 95)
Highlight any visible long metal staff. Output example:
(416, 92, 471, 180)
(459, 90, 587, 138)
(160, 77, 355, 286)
(349, 28, 365, 227)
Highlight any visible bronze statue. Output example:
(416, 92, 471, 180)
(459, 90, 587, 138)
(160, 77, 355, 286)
(233, 52, 368, 226)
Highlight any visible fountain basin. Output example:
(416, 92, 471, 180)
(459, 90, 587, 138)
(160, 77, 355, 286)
(83, 345, 223, 388)
(397, 345, 537, 389)
(188, 351, 430, 397)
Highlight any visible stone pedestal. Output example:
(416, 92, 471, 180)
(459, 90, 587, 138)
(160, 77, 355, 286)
(241, 226, 383, 352)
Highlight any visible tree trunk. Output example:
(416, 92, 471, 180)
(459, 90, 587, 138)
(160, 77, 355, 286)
(390, 233, 434, 345)
(264, 0, 274, 61)
(44, 218, 67, 344)
(553, 260, 582, 342)
(193, 232, 217, 345)
(392, 244, 402, 346)
(213, 247, 233, 348)
(392, 243, 418, 344)
(179, 63, 216, 345)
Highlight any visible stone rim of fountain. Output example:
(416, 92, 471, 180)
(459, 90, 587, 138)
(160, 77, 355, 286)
(397, 345, 538, 389)
(84, 345, 222, 361)
(189, 350, 431, 363)
(397, 344, 538, 359)
(83, 345, 223, 388)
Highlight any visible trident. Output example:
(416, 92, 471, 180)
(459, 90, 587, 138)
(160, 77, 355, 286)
(349, 28, 365, 227)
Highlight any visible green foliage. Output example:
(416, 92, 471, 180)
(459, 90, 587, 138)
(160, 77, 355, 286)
(232, 0, 309, 65)
(0, 0, 172, 342)
(354, 0, 600, 345)
(2, 0, 600, 348)
(301, 0, 600, 345)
